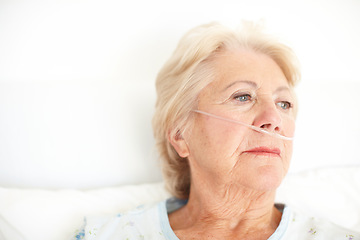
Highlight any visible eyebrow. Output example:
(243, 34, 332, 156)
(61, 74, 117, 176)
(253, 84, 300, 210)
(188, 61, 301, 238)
(274, 86, 292, 94)
(223, 80, 292, 94)
(222, 80, 257, 92)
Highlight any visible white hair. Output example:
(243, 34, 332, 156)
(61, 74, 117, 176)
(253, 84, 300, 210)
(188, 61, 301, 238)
(152, 22, 301, 199)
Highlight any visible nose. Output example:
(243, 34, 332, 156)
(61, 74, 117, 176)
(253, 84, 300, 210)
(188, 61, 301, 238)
(252, 102, 282, 133)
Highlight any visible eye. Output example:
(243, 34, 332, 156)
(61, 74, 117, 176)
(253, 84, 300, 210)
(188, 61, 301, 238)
(276, 101, 292, 110)
(234, 93, 252, 102)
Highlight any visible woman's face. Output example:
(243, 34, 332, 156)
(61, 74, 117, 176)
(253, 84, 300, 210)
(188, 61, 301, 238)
(178, 49, 296, 191)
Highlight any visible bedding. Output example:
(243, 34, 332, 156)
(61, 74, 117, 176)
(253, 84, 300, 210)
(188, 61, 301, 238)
(0, 166, 359, 240)
(72, 199, 359, 240)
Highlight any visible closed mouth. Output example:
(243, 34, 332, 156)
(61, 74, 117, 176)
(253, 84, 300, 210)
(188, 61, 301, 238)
(244, 147, 281, 156)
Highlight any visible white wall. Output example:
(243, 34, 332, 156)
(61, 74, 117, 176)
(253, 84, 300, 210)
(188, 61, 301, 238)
(0, 0, 359, 188)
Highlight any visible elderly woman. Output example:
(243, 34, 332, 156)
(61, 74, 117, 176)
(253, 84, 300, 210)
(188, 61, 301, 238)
(73, 23, 359, 239)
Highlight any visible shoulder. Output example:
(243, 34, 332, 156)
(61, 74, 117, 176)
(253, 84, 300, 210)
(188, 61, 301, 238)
(71, 201, 168, 240)
(284, 206, 360, 240)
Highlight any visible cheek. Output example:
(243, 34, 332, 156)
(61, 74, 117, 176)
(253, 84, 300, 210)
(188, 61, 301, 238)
(284, 116, 296, 137)
(282, 119, 295, 166)
(282, 141, 293, 169)
(187, 119, 248, 168)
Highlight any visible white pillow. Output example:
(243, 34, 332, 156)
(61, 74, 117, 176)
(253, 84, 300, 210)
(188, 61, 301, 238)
(0, 183, 170, 240)
(0, 167, 359, 240)
(276, 166, 360, 231)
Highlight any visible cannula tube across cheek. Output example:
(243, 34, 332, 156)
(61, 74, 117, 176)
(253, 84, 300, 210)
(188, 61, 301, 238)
(192, 110, 294, 141)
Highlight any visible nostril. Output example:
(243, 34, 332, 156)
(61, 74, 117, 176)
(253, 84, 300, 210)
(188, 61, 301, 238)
(252, 105, 282, 132)
(260, 123, 270, 129)
(260, 123, 280, 132)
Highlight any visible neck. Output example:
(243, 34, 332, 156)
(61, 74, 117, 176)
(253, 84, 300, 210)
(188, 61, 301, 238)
(169, 175, 282, 239)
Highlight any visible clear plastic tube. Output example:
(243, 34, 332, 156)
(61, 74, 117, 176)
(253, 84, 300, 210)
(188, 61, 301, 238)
(192, 110, 294, 141)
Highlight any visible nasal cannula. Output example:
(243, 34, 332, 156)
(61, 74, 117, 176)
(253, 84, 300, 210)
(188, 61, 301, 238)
(192, 110, 293, 141)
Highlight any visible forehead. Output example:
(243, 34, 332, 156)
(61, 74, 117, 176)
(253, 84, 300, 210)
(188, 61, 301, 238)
(204, 49, 289, 93)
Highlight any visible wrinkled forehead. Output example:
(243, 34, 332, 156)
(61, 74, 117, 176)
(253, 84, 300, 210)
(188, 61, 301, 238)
(198, 50, 292, 95)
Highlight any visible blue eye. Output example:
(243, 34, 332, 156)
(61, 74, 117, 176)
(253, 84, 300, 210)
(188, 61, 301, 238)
(277, 101, 292, 110)
(235, 94, 252, 102)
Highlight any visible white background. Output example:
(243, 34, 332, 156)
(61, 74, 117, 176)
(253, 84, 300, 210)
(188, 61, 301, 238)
(0, 0, 359, 189)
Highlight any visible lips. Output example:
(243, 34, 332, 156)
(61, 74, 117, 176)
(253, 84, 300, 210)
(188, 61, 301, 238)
(244, 147, 281, 157)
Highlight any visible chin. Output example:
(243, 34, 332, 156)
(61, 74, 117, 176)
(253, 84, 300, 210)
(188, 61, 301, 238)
(246, 165, 286, 191)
